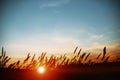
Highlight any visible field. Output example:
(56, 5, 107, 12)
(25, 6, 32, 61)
(0, 47, 120, 80)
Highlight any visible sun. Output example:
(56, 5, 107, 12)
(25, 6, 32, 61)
(37, 66, 45, 74)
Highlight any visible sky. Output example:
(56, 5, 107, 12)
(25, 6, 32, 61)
(0, 0, 120, 58)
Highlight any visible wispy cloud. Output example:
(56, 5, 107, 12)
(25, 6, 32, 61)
(5, 36, 80, 55)
(90, 34, 103, 40)
(40, 0, 71, 8)
(109, 40, 120, 55)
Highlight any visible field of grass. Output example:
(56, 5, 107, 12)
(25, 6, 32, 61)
(0, 47, 120, 80)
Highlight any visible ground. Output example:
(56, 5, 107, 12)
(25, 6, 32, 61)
(0, 62, 120, 80)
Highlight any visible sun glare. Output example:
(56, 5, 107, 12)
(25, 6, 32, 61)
(38, 66, 45, 74)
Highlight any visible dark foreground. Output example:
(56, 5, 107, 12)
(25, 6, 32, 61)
(0, 62, 120, 80)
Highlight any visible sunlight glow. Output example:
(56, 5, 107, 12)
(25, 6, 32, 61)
(38, 66, 45, 74)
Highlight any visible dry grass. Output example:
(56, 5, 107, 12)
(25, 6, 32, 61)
(0, 47, 11, 68)
(0, 46, 119, 70)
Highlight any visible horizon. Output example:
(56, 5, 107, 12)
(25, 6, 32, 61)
(1, 0, 120, 58)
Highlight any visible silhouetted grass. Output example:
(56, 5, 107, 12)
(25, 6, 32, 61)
(0, 47, 11, 68)
(0, 46, 120, 70)
(0, 47, 120, 80)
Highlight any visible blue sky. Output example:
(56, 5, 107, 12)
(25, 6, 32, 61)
(1, 0, 120, 57)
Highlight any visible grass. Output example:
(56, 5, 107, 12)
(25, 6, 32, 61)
(0, 47, 11, 68)
(0, 47, 120, 80)
(0, 46, 118, 69)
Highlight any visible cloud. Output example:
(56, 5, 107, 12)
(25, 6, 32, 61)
(90, 34, 103, 40)
(40, 0, 71, 8)
(109, 40, 120, 55)
(5, 36, 80, 56)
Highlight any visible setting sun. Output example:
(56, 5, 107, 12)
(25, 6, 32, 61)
(38, 67, 45, 74)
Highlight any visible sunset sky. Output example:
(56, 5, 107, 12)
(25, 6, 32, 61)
(0, 0, 120, 57)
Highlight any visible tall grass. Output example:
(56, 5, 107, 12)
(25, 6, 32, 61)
(0, 46, 118, 70)
(0, 47, 11, 68)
